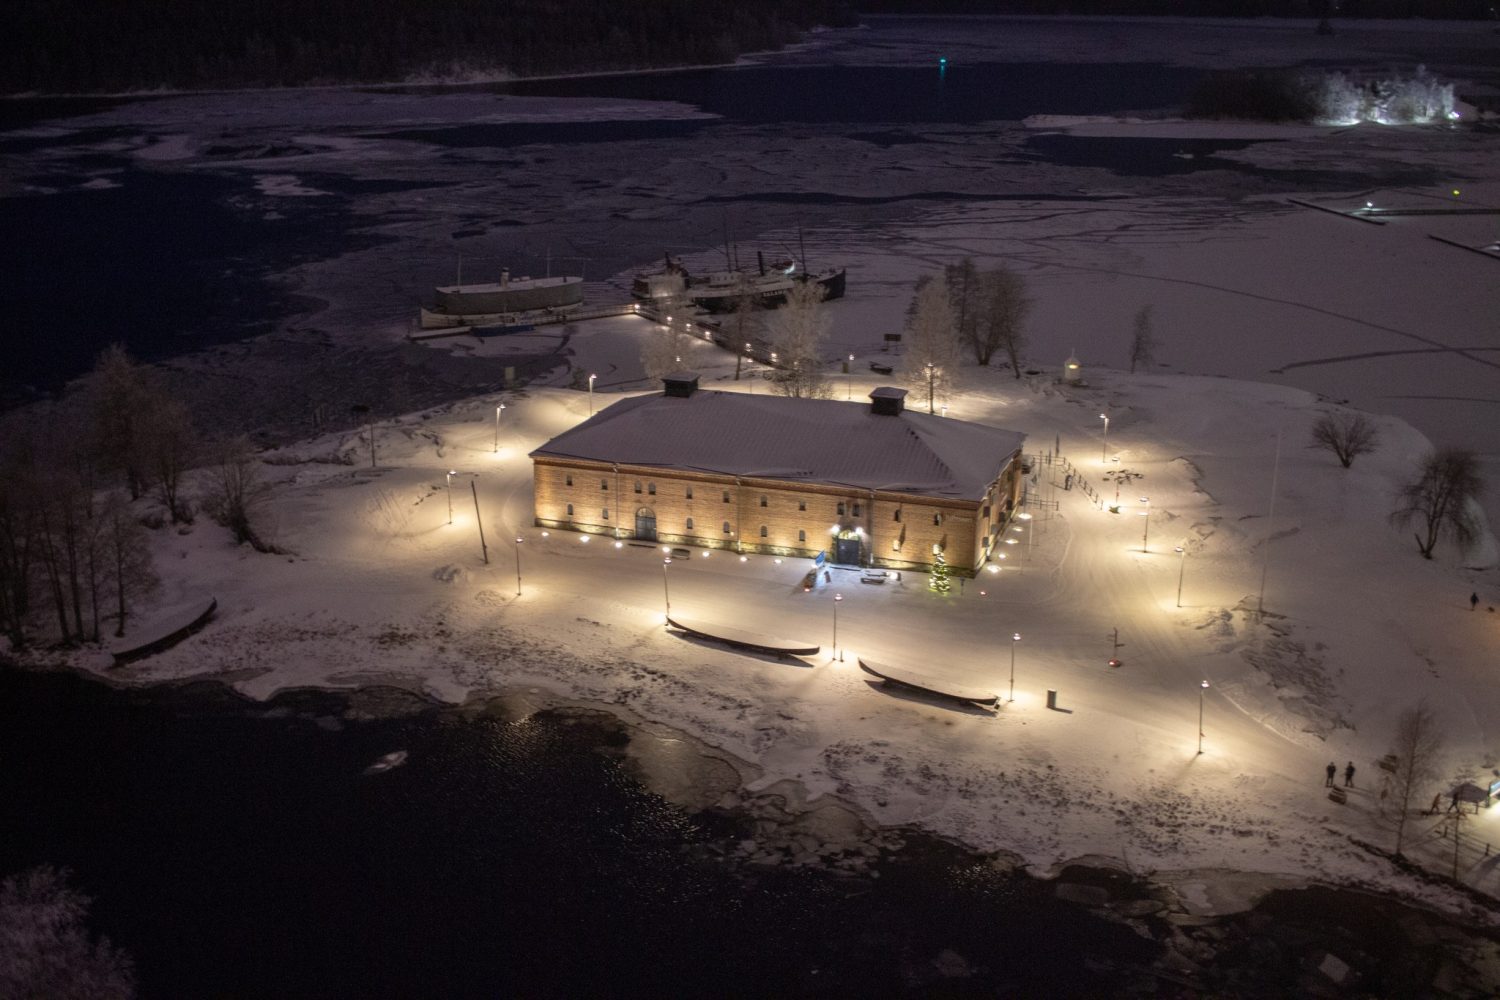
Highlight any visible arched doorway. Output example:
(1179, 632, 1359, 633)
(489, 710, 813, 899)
(833, 528, 861, 566)
(635, 507, 657, 541)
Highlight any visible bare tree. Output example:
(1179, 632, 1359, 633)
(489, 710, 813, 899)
(1128, 305, 1157, 374)
(204, 437, 274, 550)
(100, 490, 157, 638)
(86, 344, 152, 500)
(1386, 699, 1445, 857)
(1391, 448, 1484, 559)
(768, 279, 832, 399)
(1309, 411, 1379, 469)
(974, 267, 1031, 374)
(900, 275, 963, 413)
(140, 396, 196, 523)
(945, 257, 980, 356)
(729, 276, 761, 381)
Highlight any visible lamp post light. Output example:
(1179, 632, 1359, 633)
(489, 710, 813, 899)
(1100, 413, 1109, 463)
(588, 373, 597, 414)
(514, 535, 523, 596)
(1009, 632, 1020, 703)
(1175, 545, 1186, 607)
(446, 469, 456, 524)
(832, 592, 843, 662)
(1139, 496, 1150, 552)
(1198, 679, 1210, 754)
(494, 403, 505, 453)
(662, 557, 672, 617)
(924, 363, 936, 414)
(847, 354, 855, 400)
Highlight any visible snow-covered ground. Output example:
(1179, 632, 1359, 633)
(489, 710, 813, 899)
(7, 14, 1500, 923)
(47, 339, 1500, 924)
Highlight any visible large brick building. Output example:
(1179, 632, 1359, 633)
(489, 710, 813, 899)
(529, 375, 1026, 574)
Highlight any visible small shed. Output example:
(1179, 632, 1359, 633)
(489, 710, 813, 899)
(1451, 782, 1489, 813)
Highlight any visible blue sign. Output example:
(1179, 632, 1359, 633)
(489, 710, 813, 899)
(814, 550, 826, 569)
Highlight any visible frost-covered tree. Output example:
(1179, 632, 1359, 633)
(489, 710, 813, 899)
(729, 276, 762, 381)
(768, 279, 831, 399)
(1390, 448, 1483, 560)
(641, 291, 691, 382)
(1127, 305, 1156, 374)
(0, 865, 136, 1000)
(1386, 700, 1444, 858)
(100, 490, 157, 638)
(140, 395, 196, 524)
(945, 257, 980, 356)
(1309, 411, 1379, 469)
(973, 267, 1031, 374)
(901, 275, 962, 413)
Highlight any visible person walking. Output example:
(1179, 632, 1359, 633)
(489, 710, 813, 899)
(1471, 592, 1480, 611)
(1344, 762, 1356, 787)
(1325, 762, 1337, 787)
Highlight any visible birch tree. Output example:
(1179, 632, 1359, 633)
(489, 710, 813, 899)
(900, 275, 962, 413)
(640, 290, 692, 381)
(945, 258, 980, 358)
(1309, 411, 1379, 469)
(768, 279, 832, 399)
(1390, 448, 1484, 559)
(204, 437, 274, 550)
(100, 490, 157, 638)
(1386, 700, 1444, 857)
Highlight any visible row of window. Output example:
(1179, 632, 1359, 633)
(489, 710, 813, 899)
(561, 474, 945, 524)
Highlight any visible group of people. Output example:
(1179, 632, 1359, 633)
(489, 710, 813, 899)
(1324, 761, 1355, 788)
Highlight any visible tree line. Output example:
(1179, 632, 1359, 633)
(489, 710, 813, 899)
(0, 346, 273, 651)
(1, 0, 855, 95)
(858, 1, 1494, 17)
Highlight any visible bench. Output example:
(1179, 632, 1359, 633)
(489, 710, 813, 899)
(667, 615, 821, 658)
(860, 569, 889, 584)
(858, 657, 998, 708)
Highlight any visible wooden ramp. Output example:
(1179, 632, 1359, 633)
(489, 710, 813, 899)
(667, 616, 820, 658)
(859, 657, 998, 708)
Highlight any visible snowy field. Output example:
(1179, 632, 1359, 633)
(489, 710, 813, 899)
(7, 15, 1500, 923)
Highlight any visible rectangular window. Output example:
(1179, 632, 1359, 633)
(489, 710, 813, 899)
(602, 508, 610, 520)
(601, 479, 608, 491)
(722, 521, 732, 534)
(686, 517, 694, 530)
(565, 474, 573, 487)
(798, 501, 806, 512)
(723, 491, 731, 503)
(852, 502, 861, 518)
(566, 503, 573, 516)
(759, 495, 768, 508)
(648, 483, 656, 496)
(837, 502, 845, 516)
(634, 480, 642, 494)
(759, 525, 768, 538)
(798, 529, 806, 542)
(685, 485, 694, 499)
(893, 509, 901, 522)
(933, 513, 942, 526)
(983, 505, 991, 520)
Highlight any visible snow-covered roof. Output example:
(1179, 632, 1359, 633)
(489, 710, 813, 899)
(530, 389, 1024, 500)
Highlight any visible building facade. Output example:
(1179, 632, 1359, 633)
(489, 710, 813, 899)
(531, 376, 1026, 575)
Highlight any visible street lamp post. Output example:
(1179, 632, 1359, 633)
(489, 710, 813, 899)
(924, 364, 936, 414)
(833, 592, 843, 662)
(514, 535, 523, 596)
(847, 354, 855, 400)
(588, 374, 597, 414)
(1198, 679, 1210, 754)
(1139, 496, 1150, 552)
(1100, 413, 1109, 463)
(1009, 632, 1020, 702)
(1175, 545, 1186, 607)
(662, 557, 672, 617)
(446, 469, 456, 524)
(494, 403, 505, 453)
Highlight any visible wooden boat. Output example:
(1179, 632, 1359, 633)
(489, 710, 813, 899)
(666, 615, 820, 658)
(858, 657, 998, 708)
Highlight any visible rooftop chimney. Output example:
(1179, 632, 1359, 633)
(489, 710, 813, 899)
(662, 372, 700, 398)
(869, 386, 907, 416)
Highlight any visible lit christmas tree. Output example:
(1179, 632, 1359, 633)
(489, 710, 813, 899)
(929, 548, 951, 595)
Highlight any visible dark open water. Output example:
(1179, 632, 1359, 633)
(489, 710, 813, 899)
(0, 669, 1159, 998)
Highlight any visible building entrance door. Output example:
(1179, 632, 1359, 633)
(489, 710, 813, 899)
(635, 508, 657, 541)
(833, 532, 861, 566)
